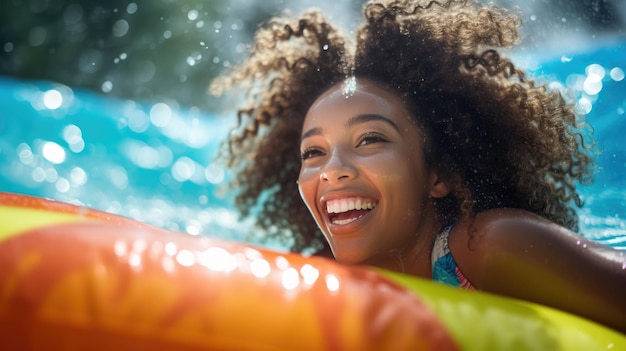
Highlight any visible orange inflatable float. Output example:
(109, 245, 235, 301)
(0, 192, 624, 350)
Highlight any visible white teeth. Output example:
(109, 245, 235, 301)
(325, 197, 377, 214)
(332, 217, 360, 225)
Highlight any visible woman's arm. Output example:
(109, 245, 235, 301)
(449, 208, 626, 334)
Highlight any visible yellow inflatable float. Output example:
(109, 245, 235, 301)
(0, 192, 624, 350)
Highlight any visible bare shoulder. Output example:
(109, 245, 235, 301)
(448, 208, 626, 333)
(449, 208, 625, 284)
(451, 208, 596, 259)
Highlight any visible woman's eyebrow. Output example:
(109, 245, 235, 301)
(346, 114, 399, 132)
(301, 113, 399, 142)
(301, 127, 322, 141)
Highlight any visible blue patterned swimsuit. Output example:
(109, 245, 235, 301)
(431, 225, 475, 290)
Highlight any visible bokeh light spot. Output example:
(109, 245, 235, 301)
(41, 142, 66, 164)
(43, 89, 63, 110)
(112, 19, 130, 37)
(610, 67, 624, 81)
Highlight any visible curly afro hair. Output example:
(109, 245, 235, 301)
(211, 0, 595, 254)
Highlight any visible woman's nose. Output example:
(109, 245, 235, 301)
(320, 149, 357, 183)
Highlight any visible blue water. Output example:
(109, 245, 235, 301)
(1, 42, 625, 251)
(0, 78, 272, 246)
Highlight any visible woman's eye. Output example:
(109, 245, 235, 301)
(300, 148, 324, 161)
(357, 133, 388, 146)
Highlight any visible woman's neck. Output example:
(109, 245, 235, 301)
(362, 223, 442, 279)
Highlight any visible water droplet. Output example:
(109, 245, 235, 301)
(32, 167, 46, 182)
(62, 124, 82, 144)
(3, 42, 13, 53)
(70, 167, 88, 185)
(112, 19, 129, 37)
(342, 76, 356, 98)
(17, 143, 34, 165)
(127, 3, 138, 15)
(56, 178, 71, 193)
(586, 64, 605, 78)
(101, 80, 113, 93)
(172, 157, 197, 182)
(45, 167, 58, 183)
(610, 67, 624, 81)
(187, 9, 198, 21)
(150, 102, 172, 127)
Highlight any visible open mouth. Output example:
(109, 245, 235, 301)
(325, 197, 377, 226)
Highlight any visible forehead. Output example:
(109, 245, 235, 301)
(304, 78, 413, 127)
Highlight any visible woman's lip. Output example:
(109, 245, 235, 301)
(325, 205, 377, 235)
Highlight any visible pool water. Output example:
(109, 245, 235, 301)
(0, 76, 271, 247)
(0, 41, 625, 251)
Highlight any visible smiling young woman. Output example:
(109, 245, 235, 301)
(212, 0, 626, 333)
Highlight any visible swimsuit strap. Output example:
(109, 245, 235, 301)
(431, 225, 475, 290)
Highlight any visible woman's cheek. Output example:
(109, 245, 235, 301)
(360, 154, 400, 178)
(298, 170, 317, 207)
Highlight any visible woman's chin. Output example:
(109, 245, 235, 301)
(329, 249, 370, 266)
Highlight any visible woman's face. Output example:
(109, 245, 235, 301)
(298, 78, 449, 265)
